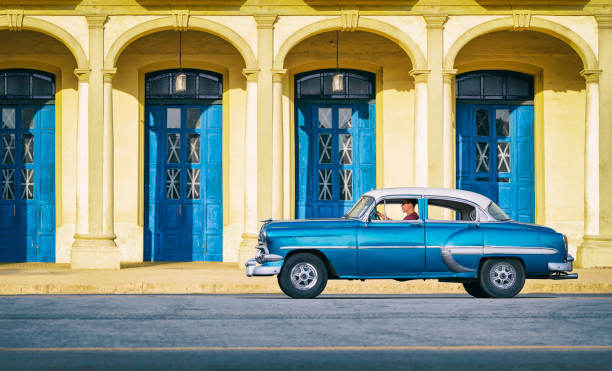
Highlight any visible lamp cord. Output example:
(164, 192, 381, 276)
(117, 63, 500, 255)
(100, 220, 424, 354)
(179, 31, 182, 71)
(336, 30, 339, 73)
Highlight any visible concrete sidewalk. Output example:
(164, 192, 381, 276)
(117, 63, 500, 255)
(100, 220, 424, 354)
(0, 262, 611, 295)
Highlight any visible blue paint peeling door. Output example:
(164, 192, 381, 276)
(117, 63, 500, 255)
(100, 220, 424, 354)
(145, 104, 222, 261)
(0, 105, 55, 262)
(296, 103, 376, 218)
(456, 104, 534, 222)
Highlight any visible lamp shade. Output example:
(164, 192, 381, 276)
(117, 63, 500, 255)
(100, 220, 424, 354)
(332, 73, 344, 93)
(175, 72, 187, 92)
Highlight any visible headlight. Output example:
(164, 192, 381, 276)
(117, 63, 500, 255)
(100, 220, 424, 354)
(258, 226, 267, 244)
(255, 248, 265, 264)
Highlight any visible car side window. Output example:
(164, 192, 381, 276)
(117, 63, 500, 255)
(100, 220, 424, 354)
(426, 198, 477, 222)
(370, 198, 420, 222)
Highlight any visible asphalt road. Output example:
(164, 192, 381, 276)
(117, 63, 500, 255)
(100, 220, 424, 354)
(1, 294, 611, 370)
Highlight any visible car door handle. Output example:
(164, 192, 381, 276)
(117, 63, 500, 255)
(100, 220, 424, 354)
(410, 222, 423, 227)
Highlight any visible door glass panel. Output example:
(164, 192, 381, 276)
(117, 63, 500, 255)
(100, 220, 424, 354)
(476, 141, 489, 173)
(167, 108, 181, 129)
(339, 108, 352, 129)
(339, 169, 353, 201)
(339, 134, 353, 165)
(32, 75, 54, 98)
(497, 142, 511, 173)
(187, 134, 200, 163)
(318, 169, 332, 200)
(318, 134, 331, 164)
(166, 169, 180, 199)
(21, 168, 34, 200)
(476, 109, 489, 136)
(483, 74, 503, 98)
(1, 169, 14, 200)
(22, 134, 34, 163)
(21, 108, 35, 129)
(7, 74, 29, 96)
(167, 134, 180, 164)
(149, 75, 170, 97)
(496, 109, 510, 137)
(187, 108, 201, 129)
(187, 169, 200, 199)
(318, 107, 332, 129)
(2, 108, 15, 129)
(2, 134, 15, 164)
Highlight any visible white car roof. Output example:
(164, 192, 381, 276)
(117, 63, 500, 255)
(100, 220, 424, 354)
(363, 187, 493, 210)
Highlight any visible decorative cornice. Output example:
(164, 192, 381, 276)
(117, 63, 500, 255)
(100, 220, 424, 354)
(423, 15, 448, 29)
(102, 68, 117, 83)
(580, 69, 602, 83)
(74, 68, 91, 82)
(512, 10, 532, 31)
(442, 69, 458, 83)
(242, 68, 260, 82)
(172, 10, 190, 31)
(271, 69, 288, 82)
(596, 15, 612, 29)
(86, 15, 108, 29)
(6, 10, 24, 31)
(340, 9, 359, 31)
(254, 15, 277, 30)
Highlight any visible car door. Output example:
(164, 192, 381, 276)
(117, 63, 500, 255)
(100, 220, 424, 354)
(424, 197, 484, 273)
(357, 197, 426, 276)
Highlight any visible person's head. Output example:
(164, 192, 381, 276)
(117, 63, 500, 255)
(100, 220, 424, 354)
(401, 199, 417, 214)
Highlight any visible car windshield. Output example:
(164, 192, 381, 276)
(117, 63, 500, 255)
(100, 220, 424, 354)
(344, 196, 375, 219)
(487, 201, 511, 221)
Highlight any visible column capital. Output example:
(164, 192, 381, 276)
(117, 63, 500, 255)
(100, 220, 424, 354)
(74, 68, 91, 82)
(423, 15, 448, 29)
(442, 69, 458, 83)
(410, 69, 431, 83)
(254, 15, 278, 29)
(596, 15, 612, 29)
(102, 68, 117, 83)
(86, 15, 108, 29)
(243, 68, 260, 82)
(580, 69, 602, 83)
(271, 69, 287, 82)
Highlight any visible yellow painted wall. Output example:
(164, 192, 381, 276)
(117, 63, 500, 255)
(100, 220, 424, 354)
(284, 30, 415, 197)
(114, 30, 248, 262)
(0, 30, 79, 263)
(455, 30, 586, 255)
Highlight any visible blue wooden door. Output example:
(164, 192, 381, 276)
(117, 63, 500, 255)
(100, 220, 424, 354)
(296, 103, 375, 219)
(456, 104, 534, 222)
(145, 104, 222, 261)
(0, 105, 55, 262)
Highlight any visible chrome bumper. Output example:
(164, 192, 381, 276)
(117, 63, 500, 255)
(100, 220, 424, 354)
(548, 254, 578, 280)
(245, 258, 281, 277)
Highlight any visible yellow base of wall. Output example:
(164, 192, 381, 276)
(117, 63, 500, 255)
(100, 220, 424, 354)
(71, 243, 121, 270)
(576, 235, 612, 268)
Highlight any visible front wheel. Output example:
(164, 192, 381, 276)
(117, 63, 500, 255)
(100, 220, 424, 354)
(478, 258, 525, 298)
(277, 253, 328, 299)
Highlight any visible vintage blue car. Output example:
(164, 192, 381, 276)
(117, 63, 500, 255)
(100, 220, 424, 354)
(245, 188, 577, 298)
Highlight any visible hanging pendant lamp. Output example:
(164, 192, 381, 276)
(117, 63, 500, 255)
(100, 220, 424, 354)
(332, 30, 344, 93)
(175, 31, 187, 93)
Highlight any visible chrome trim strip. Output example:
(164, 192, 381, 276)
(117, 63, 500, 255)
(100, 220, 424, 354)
(484, 246, 558, 255)
(279, 246, 356, 250)
(358, 245, 426, 249)
(440, 247, 475, 273)
(448, 247, 483, 255)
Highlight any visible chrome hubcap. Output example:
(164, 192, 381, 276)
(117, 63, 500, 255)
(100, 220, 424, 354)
(290, 262, 318, 290)
(490, 262, 516, 289)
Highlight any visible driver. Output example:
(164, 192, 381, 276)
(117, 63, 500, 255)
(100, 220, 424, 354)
(374, 199, 419, 220)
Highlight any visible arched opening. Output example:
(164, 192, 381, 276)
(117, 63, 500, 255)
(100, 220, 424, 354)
(114, 29, 248, 262)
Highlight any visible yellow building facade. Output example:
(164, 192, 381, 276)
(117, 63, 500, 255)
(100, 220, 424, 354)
(0, 0, 610, 268)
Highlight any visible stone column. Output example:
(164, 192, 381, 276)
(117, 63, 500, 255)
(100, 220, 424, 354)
(424, 15, 448, 188)
(102, 69, 116, 238)
(238, 69, 259, 266)
(255, 15, 277, 223)
(410, 70, 430, 187)
(271, 69, 287, 220)
(442, 69, 457, 190)
(577, 16, 612, 267)
(71, 15, 119, 269)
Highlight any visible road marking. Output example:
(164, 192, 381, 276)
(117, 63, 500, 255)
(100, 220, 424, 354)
(1, 345, 611, 352)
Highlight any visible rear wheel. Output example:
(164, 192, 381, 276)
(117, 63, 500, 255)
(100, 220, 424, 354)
(277, 253, 328, 299)
(478, 258, 525, 298)
(462, 281, 490, 298)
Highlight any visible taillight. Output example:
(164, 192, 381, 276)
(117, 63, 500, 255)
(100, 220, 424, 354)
(563, 234, 568, 260)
